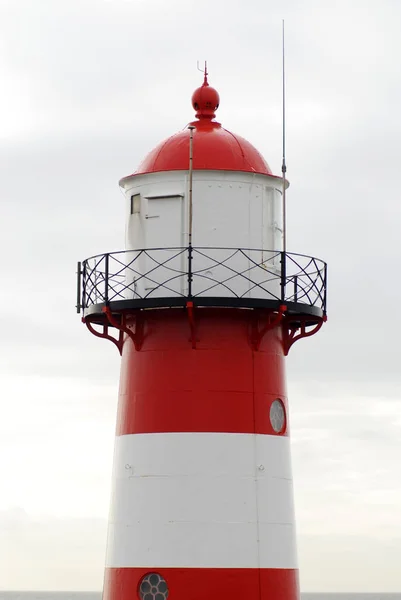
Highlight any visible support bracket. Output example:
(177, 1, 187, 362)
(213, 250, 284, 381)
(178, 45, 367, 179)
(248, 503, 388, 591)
(251, 305, 287, 351)
(102, 306, 145, 352)
(83, 308, 145, 354)
(84, 318, 124, 354)
(282, 314, 327, 356)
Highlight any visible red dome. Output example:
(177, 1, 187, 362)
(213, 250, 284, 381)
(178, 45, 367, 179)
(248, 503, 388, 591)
(120, 75, 275, 183)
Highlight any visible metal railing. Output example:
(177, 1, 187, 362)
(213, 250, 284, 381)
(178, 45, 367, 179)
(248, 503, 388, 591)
(77, 247, 327, 316)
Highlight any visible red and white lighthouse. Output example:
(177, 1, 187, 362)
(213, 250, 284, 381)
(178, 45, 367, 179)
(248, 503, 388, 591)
(78, 72, 327, 600)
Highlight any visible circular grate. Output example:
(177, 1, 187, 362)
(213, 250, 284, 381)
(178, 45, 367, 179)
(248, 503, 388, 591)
(270, 399, 286, 433)
(139, 573, 169, 600)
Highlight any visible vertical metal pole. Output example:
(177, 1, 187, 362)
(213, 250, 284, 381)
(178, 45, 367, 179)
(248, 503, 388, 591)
(188, 125, 195, 246)
(293, 275, 298, 303)
(323, 263, 328, 316)
(281, 251, 286, 303)
(104, 253, 109, 304)
(76, 261, 82, 314)
(282, 19, 287, 256)
(82, 261, 87, 308)
(187, 125, 195, 298)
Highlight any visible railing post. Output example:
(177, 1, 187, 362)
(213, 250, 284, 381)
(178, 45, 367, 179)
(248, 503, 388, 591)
(293, 274, 298, 304)
(76, 261, 82, 314)
(280, 251, 286, 303)
(294, 275, 298, 302)
(187, 245, 193, 298)
(323, 262, 328, 316)
(104, 253, 109, 304)
(82, 261, 87, 309)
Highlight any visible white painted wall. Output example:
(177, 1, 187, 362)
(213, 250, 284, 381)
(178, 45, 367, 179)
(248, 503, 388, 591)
(120, 170, 286, 301)
(105, 433, 297, 569)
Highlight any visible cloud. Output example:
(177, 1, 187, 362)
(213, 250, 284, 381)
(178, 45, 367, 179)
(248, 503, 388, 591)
(299, 533, 401, 592)
(1, 0, 401, 591)
(0, 510, 106, 591)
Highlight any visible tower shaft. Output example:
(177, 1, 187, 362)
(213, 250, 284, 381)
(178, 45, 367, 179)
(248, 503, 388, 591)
(103, 309, 298, 600)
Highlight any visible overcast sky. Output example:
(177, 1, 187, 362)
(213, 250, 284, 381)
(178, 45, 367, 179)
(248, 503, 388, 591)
(1, 0, 401, 593)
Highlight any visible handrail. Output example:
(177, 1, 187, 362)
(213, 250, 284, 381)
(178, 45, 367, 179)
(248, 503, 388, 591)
(77, 246, 327, 317)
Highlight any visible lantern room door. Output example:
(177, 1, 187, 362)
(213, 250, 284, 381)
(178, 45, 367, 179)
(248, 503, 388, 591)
(142, 195, 185, 298)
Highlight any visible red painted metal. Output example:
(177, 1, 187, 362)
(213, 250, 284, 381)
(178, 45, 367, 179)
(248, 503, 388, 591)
(103, 567, 299, 600)
(191, 69, 220, 120)
(115, 308, 288, 437)
(251, 305, 287, 351)
(282, 315, 327, 356)
(119, 77, 277, 181)
(84, 318, 124, 354)
(121, 120, 274, 179)
(85, 306, 325, 359)
(102, 307, 145, 352)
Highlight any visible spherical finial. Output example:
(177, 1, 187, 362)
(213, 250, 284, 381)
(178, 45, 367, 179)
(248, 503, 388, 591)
(191, 67, 220, 120)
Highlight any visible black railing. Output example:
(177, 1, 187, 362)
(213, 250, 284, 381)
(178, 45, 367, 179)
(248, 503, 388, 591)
(77, 247, 327, 318)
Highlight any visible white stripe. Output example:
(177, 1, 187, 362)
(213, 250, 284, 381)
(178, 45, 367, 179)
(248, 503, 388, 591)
(106, 433, 297, 569)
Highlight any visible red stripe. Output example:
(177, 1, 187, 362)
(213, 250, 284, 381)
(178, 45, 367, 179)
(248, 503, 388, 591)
(116, 309, 288, 436)
(103, 568, 299, 600)
(104, 567, 299, 600)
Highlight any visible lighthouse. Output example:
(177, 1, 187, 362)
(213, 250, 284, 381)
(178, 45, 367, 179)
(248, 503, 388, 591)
(77, 72, 327, 600)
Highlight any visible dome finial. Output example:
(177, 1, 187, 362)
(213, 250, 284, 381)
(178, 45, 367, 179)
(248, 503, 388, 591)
(203, 61, 208, 86)
(192, 63, 220, 120)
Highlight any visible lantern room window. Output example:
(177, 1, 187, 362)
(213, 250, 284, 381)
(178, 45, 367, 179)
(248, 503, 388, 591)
(131, 194, 141, 214)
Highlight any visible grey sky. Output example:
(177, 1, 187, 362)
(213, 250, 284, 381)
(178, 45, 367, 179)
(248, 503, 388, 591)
(1, 0, 401, 592)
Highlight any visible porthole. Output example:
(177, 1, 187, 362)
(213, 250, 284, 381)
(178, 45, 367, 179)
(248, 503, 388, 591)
(139, 573, 169, 600)
(270, 399, 286, 433)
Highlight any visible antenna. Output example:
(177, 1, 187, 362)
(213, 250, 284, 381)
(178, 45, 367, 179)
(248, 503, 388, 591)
(281, 19, 287, 254)
(196, 60, 208, 84)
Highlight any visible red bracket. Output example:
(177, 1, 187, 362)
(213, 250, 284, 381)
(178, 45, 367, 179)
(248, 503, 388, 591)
(186, 301, 197, 349)
(84, 318, 125, 355)
(251, 305, 287, 351)
(83, 308, 145, 355)
(102, 307, 145, 352)
(282, 314, 327, 356)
